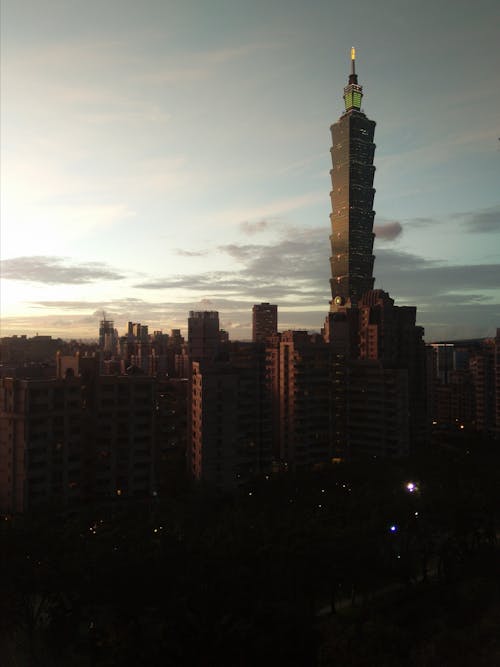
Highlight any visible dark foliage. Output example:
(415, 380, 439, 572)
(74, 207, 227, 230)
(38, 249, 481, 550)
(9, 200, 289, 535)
(1, 440, 498, 666)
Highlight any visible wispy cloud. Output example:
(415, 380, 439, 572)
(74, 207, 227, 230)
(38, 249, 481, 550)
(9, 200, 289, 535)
(0, 256, 125, 284)
(174, 249, 209, 257)
(9, 231, 499, 341)
(139, 41, 284, 84)
(458, 205, 500, 234)
(406, 216, 436, 227)
(132, 222, 500, 340)
(374, 249, 500, 301)
(239, 220, 272, 235)
(212, 192, 325, 227)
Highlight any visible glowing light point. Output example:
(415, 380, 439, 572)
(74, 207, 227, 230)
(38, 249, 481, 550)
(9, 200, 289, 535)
(351, 46, 356, 61)
(389, 525, 397, 533)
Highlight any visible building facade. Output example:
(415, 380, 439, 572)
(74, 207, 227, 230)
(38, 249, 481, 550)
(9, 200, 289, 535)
(188, 311, 221, 363)
(270, 331, 333, 469)
(252, 303, 278, 343)
(189, 342, 271, 487)
(0, 355, 162, 514)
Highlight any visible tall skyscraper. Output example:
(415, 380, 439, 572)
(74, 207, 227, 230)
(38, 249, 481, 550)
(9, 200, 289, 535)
(329, 47, 376, 311)
(324, 50, 428, 457)
(252, 303, 278, 342)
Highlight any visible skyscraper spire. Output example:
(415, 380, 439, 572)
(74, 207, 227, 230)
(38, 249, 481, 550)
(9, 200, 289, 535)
(350, 46, 357, 80)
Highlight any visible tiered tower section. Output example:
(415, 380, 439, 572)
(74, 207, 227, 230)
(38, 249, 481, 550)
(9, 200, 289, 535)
(329, 48, 376, 311)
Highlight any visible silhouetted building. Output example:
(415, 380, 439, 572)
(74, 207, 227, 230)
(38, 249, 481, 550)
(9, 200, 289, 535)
(98, 316, 118, 357)
(156, 377, 188, 494)
(430, 343, 456, 384)
(0, 335, 65, 368)
(325, 295, 424, 459)
(188, 311, 220, 363)
(495, 329, 500, 438)
(265, 331, 332, 469)
(189, 343, 271, 487)
(427, 336, 499, 438)
(252, 303, 278, 342)
(348, 361, 410, 457)
(469, 344, 495, 433)
(86, 373, 156, 501)
(357, 290, 427, 450)
(0, 376, 84, 513)
(0, 353, 180, 513)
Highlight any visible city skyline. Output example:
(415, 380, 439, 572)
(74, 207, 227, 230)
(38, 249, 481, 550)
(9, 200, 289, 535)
(1, 0, 499, 341)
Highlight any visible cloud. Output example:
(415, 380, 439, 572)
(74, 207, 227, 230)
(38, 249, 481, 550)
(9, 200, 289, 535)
(399, 206, 500, 234)
(0, 256, 125, 284)
(135, 226, 329, 302)
(239, 220, 271, 235)
(30, 298, 143, 312)
(414, 302, 500, 342)
(30, 296, 267, 317)
(132, 223, 500, 340)
(218, 244, 258, 261)
(7, 225, 499, 341)
(375, 248, 500, 299)
(136, 225, 500, 306)
(374, 221, 403, 240)
(407, 217, 436, 227)
(213, 191, 325, 227)
(175, 249, 209, 257)
(459, 205, 500, 233)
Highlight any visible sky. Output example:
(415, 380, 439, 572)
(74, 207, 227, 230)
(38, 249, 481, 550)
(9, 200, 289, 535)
(1, 0, 499, 342)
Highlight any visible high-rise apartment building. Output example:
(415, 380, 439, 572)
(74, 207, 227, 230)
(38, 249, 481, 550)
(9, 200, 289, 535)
(427, 336, 500, 438)
(268, 331, 332, 469)
(0, 376, 85, 513)
(348, 361, 410, 457)
(252, 303, 278, 343)
(188, 311, 220, 362)
(98, 316, 117, 357)
(189, 343, 271, 487)
(357, 290, 428, 450)
(0, 355, 159, 513)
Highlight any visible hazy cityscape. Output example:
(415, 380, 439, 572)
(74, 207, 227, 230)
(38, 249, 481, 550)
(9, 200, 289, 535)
(1, 1, 499, 665)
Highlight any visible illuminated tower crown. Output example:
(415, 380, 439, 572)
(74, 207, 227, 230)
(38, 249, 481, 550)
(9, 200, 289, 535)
(343, 47, 363, 112)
